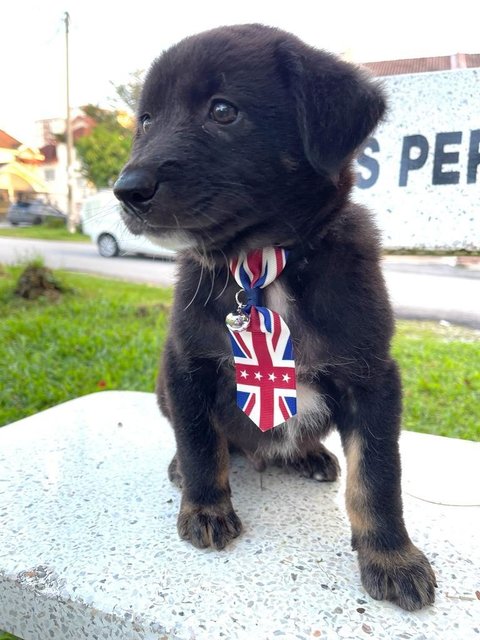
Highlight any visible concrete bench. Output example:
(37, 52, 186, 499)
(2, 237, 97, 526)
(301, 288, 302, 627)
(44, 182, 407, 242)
(0, 391, 478, 639)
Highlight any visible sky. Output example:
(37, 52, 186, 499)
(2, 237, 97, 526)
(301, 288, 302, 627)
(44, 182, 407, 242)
(1, 0, 478, 144)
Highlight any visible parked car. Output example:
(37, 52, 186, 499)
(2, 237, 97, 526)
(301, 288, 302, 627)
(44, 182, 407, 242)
(7, 200, 66, 226)
(80, 191, 175, 259)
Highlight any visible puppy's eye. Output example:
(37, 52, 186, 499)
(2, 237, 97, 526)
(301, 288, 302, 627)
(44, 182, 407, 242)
(141, 115, 152, 134)
(210, 100, 238, 125)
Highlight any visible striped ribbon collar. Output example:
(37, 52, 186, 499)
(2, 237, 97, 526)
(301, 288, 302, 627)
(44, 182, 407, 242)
(225, 248, 297, 432)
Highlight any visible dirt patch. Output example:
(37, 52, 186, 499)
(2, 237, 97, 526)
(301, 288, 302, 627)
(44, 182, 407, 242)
(135, 302, 171, 317)
(14, 264, 69, 301)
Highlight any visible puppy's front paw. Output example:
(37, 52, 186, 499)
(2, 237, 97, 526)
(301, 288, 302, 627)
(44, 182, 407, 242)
(178, 497, 242, 550)
(358, 544, 436, 611)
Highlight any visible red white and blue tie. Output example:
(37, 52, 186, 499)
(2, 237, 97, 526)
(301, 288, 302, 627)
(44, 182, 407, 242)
(225, 248, 297, 432)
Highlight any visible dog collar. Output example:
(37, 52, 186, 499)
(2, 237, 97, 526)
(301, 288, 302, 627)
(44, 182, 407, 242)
(225, 248, 297, 431)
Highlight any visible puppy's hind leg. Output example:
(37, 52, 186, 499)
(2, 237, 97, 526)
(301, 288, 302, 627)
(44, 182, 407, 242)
(275, 442, 340, 482)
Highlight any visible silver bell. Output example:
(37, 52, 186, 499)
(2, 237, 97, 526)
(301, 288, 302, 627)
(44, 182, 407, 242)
(225, 310, 250, 332)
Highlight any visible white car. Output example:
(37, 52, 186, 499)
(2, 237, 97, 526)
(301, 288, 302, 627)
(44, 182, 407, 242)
(80, 191, 175, 259)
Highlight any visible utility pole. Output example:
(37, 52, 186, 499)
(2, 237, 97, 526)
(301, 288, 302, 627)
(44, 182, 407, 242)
(64, 11, 75, 232)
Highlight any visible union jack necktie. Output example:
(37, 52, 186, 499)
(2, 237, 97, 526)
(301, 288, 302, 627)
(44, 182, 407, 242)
(226, 248, 297, 432)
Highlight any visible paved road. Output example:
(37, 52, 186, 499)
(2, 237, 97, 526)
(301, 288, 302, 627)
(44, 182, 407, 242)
(382, 263, 480, 328)
(0, 237, 479, 328)
(0, 237, 176, 286)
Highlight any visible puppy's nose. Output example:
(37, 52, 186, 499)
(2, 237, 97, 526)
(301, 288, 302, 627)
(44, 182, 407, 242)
(113, 168, 157, 208)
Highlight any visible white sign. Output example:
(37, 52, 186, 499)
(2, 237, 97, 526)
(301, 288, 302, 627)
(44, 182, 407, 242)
(353, 68, 479, 251)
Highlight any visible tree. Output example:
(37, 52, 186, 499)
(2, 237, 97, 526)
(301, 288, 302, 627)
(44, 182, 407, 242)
(110, 69, 145, 113)
(75, 105, 133, 189)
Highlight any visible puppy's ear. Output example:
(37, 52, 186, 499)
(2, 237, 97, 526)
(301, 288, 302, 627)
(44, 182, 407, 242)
(277, 40, 386, 178)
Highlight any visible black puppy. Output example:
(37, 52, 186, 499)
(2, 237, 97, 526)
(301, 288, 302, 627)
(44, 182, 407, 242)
(114, 24, 436, 611)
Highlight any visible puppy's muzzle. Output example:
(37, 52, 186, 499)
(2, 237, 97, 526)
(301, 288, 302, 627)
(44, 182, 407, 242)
(113, 167, 158, 214)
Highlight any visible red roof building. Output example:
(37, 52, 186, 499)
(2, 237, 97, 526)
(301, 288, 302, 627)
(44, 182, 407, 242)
(0, 130, 21, 150)
(362, 53, 480, 76)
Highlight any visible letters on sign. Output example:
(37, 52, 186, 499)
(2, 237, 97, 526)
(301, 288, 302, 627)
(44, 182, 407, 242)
(356, 129, 480, 189)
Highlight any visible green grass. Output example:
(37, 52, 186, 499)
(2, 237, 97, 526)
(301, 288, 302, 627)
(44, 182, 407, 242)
(0, 226, 89, 242)
(392, 321, 480, 440)
(0, 633, 16, 640)
(0, 264, 478, 440)
(0, 265, 171, 427)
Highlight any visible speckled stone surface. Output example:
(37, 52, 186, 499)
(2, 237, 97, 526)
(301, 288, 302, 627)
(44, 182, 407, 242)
(0, 391, 479, 639)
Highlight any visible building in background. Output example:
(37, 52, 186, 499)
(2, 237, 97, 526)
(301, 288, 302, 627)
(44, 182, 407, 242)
(0, 109, 97, 222)
(35, 110, 97, 221)
(361, 53, 480, 75)
(0, 130, 50, 219)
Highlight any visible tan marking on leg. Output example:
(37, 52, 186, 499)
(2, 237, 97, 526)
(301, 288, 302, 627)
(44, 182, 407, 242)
(344, 432, 375, 534)
(214, 430, 231, 493)
(361, 543, 415, 569)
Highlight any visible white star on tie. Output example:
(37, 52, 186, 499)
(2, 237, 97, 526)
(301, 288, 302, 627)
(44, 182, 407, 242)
(254, 371, 263, 380)
(268, 373, 277, 381)
(282, 373, 291, 382)
(240, 370, 248, 379)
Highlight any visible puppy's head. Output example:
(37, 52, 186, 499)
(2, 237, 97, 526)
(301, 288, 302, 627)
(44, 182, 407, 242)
(114, 24, 385, 257)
